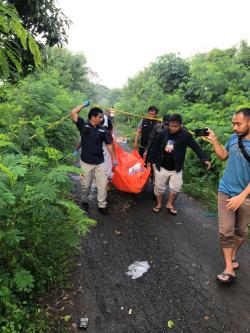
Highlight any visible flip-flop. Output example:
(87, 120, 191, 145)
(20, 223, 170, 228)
(166, 207, 177, 215)
(216, 272, 236, 285)
(153, 207, 162, 213)
(232, 259, 239, 270)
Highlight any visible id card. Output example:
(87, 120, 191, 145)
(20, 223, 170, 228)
(165, 140, 174, 153)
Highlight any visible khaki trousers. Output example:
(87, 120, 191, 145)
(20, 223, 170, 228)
(218, 192, 250, 248)
(80, 160, 108, 208)
(154, 167, 183, 195)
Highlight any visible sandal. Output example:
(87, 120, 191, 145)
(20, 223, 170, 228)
(166, 207, 177, 215)
(153, 207, 162, 213)
(216, 272, 236, 285)
(232, 259, 239, 270)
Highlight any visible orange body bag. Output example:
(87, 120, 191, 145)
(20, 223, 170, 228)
(112, 143, 151, 193)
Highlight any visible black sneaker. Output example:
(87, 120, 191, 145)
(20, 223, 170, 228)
(98, 207, 109, 214)
(81, 201, 89, 212)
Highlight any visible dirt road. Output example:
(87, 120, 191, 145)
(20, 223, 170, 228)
(65, 183, 250, 333)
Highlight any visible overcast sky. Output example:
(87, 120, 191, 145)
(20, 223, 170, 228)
(58, 0, 250, 89)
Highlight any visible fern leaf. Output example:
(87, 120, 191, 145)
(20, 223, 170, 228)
(14, 269, 34, 293)
(0, 15, 9, 33)
(6, 49, 22, 73)
(0, 181, 16, 210)
(0, 49, 10, 78)
(10, 18, 27, 50)
(28, 34, 42, 68)
(45, 147, 63, 161)
(0, 162, 14, 185)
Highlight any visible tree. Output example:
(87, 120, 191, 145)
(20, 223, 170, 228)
(94, 84, 110, 106)
(0, 1, 42, 79)
(185, 49, 244, 104)
(7, 0, 71, 46)
(151, 53, 190, 94)
(47, 47, 92, 91)
(235, 40, 250, 68)
(108, 88, 123, 107)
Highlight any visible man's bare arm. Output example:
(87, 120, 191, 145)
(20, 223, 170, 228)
(226, 182, 250, 211)
(106, 144, 116, 162)
(207, 129, 229, 161)
(71, 104, 85, 122)
(133, 129, 141, 149)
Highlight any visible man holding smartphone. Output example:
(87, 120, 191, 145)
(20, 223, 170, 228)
(208, 108, 250, 284)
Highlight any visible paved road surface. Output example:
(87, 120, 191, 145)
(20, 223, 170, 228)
(67, 184, 250, 333)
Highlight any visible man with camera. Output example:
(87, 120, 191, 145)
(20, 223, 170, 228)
(208, 108, 250, 285)
(148, 113, 211, 215)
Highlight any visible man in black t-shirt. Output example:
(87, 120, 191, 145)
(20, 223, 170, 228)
(71, 104, 117, 214)
(133, 106, 159, 161)
(148, 114, 211, 215)
(143, 114, 171, 162)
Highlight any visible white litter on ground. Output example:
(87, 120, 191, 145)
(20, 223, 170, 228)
(126, 261, 150, 279)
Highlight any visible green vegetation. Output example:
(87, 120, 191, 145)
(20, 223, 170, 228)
(0, 7, 99, 327)
(0, 61, 97, 332)
(0, 2, 104, 331)
(115, 41, 250, 209)
(0, 1, 42, 79)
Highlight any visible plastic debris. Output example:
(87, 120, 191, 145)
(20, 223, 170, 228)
(168, 320, 174, 328)
(78, 317, 89, 329)
(126, 261, 150, 279)
(63, 315, 71, 322)
(128, 308, 133, 315)
(203, 211, 218, 218)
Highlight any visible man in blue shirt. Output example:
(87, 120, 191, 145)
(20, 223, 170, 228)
(71, 104, 117, 214)
(208, 108, 250, 284)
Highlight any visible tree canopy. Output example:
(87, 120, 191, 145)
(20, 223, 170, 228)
(0, 1, 42, 79)
(7, 0, 71, 46)
(116, 41, 250, 207)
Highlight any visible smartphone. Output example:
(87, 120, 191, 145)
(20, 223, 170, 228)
(194, 128, 209, 137)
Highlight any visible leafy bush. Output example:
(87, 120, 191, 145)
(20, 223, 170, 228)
(0, 67, 95, 332)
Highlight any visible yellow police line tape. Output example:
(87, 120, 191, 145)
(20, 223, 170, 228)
(93, 104, 211, 143)
(29, 103, 210, 143)
(93, 105, 164, 122)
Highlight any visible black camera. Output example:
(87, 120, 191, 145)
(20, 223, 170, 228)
(194, 128, 209, 137)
